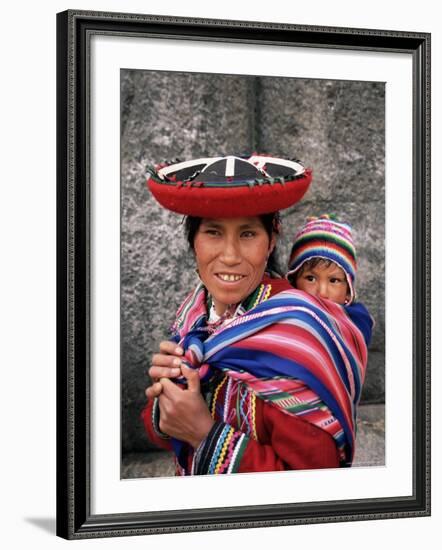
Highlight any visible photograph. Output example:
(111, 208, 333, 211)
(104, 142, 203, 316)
(120, 69, 386, 480)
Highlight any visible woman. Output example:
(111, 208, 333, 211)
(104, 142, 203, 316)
(141, 155, 372, 475)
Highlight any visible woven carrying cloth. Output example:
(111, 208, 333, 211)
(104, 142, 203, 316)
(170, 282, 373, 467)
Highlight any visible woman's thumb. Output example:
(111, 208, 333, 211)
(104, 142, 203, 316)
(181, 364, 200, 393)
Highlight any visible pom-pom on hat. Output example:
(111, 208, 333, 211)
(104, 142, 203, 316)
(146, 154, 312, 218)
(287, 214, 357, 303)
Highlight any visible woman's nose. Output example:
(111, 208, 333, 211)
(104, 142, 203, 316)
(220, 238, 241, 264)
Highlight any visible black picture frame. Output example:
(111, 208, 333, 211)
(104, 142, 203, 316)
(56, 9, 431, 540)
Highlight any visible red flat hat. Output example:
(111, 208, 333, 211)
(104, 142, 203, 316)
(146, 154, 312, 217)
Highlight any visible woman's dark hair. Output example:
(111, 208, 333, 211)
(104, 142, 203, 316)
(183, 213, 282, 276)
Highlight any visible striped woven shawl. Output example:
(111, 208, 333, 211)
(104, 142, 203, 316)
(171, 282, 373, 466)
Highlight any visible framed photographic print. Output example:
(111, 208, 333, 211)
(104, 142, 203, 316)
(56, 9, 430, 539)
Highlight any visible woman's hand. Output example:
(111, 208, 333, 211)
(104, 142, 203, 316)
(157, 365, 215, 449)
(145, 341, 184, 401)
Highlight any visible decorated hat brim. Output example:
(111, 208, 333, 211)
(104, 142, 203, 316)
(147, 168, 312, 217)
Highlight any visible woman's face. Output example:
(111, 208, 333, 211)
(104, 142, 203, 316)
(194, 217, 275, 315)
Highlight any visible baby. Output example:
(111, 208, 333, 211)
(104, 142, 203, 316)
(287, 214, 359, 307)
(286, 214, 373, 346)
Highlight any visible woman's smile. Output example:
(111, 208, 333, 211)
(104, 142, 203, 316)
(193, 217, 275, 315)
(215, 273, 246, 283)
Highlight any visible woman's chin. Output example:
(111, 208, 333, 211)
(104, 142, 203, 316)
(206, 273, 262, 311)
(213, 291, 243, 310)
(210, 285, 248, 311)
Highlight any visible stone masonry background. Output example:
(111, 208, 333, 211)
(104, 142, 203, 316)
(121, 69, 385, 454)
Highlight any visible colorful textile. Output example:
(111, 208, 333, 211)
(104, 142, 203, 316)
(171, 281, 372, 467)
(146, 155, 312, 217)
(142, 365, 342, 475)
(287, 214, 357, 303)
(192, 421, 249, 475)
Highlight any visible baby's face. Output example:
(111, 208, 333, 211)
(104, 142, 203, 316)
(295, 261, 350, 305)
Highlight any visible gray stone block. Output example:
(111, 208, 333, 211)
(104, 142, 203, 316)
(258, 79, 385, 204)
(121, 69, 256, 163)
(353, 404, 385, 467)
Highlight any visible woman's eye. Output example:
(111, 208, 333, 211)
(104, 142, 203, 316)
(205, 229, 220, 236)
(241, 231, 255, 238)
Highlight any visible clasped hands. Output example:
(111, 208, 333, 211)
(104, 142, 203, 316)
(145, 341, 215, 448)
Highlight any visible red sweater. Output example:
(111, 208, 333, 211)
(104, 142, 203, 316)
(141, 277, 340, 474)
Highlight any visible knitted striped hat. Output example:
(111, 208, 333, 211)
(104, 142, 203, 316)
(287, 214, 357, 303)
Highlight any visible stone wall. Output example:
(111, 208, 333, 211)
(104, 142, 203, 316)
(121, 70, 385, 453)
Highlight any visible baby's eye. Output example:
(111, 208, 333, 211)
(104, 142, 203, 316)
(330, 277, 344, 284)
(304, 275, 316, 282)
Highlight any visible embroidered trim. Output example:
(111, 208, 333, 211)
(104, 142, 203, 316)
(235, 383, 258, 441)
(229, 433, 249, 474)
(250, 391, 258, 441)
(193, 422, 250, 475)
(211, 375, 228, 418)
(223, 377, 233, 421)
(194, 422, 225, 475)
(255, 283, 272, 306)
(227, 433, 246, 473)
(217, 430, 242, 473)
(208, 424, 231, 474)
(214, 426, 235, 474)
